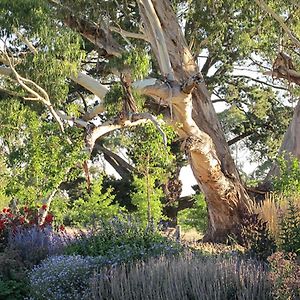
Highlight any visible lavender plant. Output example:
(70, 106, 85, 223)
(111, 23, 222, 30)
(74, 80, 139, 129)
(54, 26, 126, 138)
(89, 254, 273, 300)
(8, 226, 71, 266)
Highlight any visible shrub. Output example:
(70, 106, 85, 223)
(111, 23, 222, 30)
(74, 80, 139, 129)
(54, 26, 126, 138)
(268, 252, 300, 300)
(64, 217, 182, 262)
(68, 177, 124, 227)
(29, 255, 102, 300)
(279, 197, 300, 254)
(233, 213, 277, 260)
(0, 205, 54, 251)
(8, 226, 69, 266)
(89, 254, 272, 300)
(177, 193, 208, 233)
(0, 249, 29, 300)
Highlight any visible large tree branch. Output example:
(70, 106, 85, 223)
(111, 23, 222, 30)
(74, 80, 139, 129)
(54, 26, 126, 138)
(255, 0, 300, 49)
(86, 112, 167, 152)
(137, 0, 174, 80)
(70, 72, 109, 99)
(48, 0, 122, 57)
(232, 75, 289, 91)
(227, 131, 254, 146)
(94, 144, 134, 179)
(264, 68, 300, 85)
(110, 26, 149, 42)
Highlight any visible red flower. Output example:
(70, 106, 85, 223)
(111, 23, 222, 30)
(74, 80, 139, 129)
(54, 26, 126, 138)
(2, 208, 8, 213)
(23, 206, 29, 213)
(44, 214, 53, 224)
(59, 225, 65, 231)
(19, 216, 25, 224)
(6, 213, 14, 219)
(41, 204, 47, 210)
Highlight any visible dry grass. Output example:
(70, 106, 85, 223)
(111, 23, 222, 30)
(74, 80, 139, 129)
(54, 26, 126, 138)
(253, 193, 300, 243)
(88, 253, 272, 300)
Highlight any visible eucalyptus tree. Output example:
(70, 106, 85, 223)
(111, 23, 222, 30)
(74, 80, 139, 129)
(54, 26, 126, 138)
(0, 0, 299, 240)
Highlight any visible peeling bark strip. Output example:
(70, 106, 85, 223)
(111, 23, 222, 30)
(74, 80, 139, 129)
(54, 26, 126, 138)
(137, 0, 252, 241)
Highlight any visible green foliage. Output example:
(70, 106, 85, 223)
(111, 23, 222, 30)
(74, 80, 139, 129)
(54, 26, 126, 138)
(0, 100, 85, 207)
(109, 48, 151, 80)
(68, 177, 124, 226)
(0, 249, 29, 300)
(273, 155, 300, 195)
(127, 122, 176, 226)
(177, 193, 208, 233)
(131, 175, 164, 226)
(279, 198, 300, 255)
(0, 157, 10, 209)
(64, 217, 182, 262)
(104, 83, 146, 118)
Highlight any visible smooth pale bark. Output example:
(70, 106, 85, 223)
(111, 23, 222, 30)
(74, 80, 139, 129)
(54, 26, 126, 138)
(267, 100, 300, 178)
(138, 0, 252, 241)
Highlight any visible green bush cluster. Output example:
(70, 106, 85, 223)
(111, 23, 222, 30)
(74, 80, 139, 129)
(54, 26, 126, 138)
(64, 217, 182, 262)
(279, 197, 300, 255)
(177, 193, 208, 233)
(0, 249, 29, 300)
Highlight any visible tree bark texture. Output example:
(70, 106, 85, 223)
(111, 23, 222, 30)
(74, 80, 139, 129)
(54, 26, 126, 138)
(139, 0, 252, 241)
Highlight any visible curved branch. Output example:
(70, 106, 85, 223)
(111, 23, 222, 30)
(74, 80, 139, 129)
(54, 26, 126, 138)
(255, 0, 300, 49)
(110, 26, 149, 42)
(70, 72, 109, 100)
(232, 75, 289, 91)
(227, 131, 253, 146)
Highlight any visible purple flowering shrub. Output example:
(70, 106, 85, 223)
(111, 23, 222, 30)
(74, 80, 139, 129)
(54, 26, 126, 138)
(29, 255, 104, 300)
(8, 226, 72, 266)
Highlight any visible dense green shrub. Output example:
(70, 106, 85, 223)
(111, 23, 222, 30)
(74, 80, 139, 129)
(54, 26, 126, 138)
(64, 217, 182, 262)
(29, 255, 102, 300)
(177, 193, 208, 233)
(68, 177, 124, 226)
(279, 197, 300, 254)
(89, 254, 272, 300)
(0, 249, 29, 300)
(273, 156, 300, 195)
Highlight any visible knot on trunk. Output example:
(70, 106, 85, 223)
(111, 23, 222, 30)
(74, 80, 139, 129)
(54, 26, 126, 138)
(182, 135, 203, 153)
(181, 73, 204, 94)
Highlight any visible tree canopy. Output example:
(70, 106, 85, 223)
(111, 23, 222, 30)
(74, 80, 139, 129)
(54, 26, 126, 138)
(0, 0, 299, 240)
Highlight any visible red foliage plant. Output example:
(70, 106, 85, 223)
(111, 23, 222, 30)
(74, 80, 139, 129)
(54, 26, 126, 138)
(0, 206, 54, 235)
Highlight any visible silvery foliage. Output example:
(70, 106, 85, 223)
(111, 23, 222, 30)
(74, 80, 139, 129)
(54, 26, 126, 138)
(29, 255, 104, 300)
